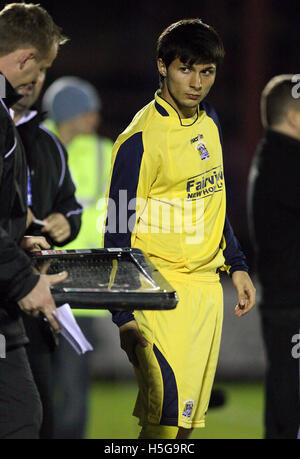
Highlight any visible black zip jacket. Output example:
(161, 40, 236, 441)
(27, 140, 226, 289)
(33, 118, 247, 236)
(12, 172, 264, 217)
(0, 77, 40, 350)
(16, 110, 83, 354)
(248, 129, 300, 311)
(16, 110, 83, 246)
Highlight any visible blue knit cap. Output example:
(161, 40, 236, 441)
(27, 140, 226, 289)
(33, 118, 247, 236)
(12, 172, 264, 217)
(42, 76, 101, 124)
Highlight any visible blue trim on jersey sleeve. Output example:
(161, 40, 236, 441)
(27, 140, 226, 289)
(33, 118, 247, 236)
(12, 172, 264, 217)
(105, 131, 144, 327)
(153, 344, 179, 426)
(200, 101, 223, 147)
(104, 131, 144, 248)
(111, 311, 135, 327)
(223, 215, 248, 275)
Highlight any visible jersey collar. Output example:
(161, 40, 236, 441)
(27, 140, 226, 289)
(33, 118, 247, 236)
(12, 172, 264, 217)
(154, 89, 202, 127)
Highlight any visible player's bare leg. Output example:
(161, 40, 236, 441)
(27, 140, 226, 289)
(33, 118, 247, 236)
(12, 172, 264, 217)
(176, 427, 193, 439)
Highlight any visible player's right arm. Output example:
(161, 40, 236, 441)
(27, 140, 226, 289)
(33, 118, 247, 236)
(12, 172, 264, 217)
(104, 130, 157, 327)
(103, 130, 157, 362)
(119, 320, 148, 367)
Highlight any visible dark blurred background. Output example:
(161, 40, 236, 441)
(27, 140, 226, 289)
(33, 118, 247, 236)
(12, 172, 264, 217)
(18, 0, 300, 267)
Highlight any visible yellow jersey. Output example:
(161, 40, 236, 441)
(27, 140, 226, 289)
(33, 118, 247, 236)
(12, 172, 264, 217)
(103, 91, 247, 325)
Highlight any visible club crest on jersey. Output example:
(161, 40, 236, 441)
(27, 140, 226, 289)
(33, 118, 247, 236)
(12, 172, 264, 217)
(196, 141, 210, 160)
(191, 134, 210, 160)
(182, 399, 194, 419)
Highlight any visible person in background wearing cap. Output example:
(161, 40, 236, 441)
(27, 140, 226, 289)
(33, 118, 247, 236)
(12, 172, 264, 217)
(12, 70, 83, 438)
(42, 77, 113, 439)
(43, 77, 113, 249)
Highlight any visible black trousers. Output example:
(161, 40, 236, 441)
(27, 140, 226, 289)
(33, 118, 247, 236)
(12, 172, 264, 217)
(51, 317, 95, 439)
(0, 346, 42, 439)
(261, 313, 300, 439)
(22, 313, 57, 439)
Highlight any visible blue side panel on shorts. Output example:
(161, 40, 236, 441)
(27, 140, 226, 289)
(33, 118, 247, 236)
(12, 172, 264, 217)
(153, 344, 179, 426)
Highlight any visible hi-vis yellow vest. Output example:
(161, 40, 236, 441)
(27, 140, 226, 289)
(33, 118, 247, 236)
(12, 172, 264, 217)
(44, 119, 113, 249)
(45, 119, 113, 316)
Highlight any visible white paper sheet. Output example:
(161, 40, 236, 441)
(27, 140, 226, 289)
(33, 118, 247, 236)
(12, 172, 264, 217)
(52, 303, 94, 355)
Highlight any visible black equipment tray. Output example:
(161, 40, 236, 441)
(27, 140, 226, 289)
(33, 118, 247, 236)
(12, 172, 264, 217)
(31, 248, 178, 311)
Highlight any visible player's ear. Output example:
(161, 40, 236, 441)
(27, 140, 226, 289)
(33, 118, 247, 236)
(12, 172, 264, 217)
(286, 106, 300, 130)
(18, 49, 36, 70)
(157, 58, 167, 79)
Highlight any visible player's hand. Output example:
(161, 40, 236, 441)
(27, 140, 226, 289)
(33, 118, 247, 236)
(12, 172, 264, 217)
(119, 320, 148, 367)
(41, 212, 71, 243)
(17, 271, 68, 333)
(21, 235, 51, 253)
(231, 270, 256, 317)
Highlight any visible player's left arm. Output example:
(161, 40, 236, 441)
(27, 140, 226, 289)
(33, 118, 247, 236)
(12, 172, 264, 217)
(206, 104, 256, 315)
(231, 270, 256, 317)
(221, 214, 256, 316)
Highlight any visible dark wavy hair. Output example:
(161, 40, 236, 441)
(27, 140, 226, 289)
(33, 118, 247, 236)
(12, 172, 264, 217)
(157, 18, 225, 72)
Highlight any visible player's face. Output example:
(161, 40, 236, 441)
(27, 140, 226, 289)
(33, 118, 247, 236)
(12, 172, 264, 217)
(158, 58, 216, 118)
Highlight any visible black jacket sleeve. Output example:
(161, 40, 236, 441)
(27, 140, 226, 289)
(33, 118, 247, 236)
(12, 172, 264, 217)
(0, 226, 39, 301)
(36, 125, 83, 247)
(0, 113, 39, 303)
(50, 143, 83, 246)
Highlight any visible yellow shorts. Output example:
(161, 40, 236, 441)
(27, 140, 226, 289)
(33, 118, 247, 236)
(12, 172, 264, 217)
(133, 272, 223, 429)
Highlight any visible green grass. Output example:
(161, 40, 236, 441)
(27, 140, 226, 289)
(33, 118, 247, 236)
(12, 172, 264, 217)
(86, 381, 264, 439)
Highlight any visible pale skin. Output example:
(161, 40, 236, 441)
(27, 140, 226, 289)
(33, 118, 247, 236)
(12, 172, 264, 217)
(269, 106, 300, 141)
(0, 42, 68, 329)
(157, 57, 217, 118)
(119, 57, 256, 440)
(0, 43, 58, 91)
(57, 111, 100, 145)
(18, 235, 68, 332)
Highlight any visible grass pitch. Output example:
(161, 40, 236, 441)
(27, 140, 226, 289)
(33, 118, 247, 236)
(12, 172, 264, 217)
(87, 381, 264, 439)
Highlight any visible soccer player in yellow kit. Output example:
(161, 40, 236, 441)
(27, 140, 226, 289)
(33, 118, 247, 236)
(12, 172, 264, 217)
(103, 19, 256, 439)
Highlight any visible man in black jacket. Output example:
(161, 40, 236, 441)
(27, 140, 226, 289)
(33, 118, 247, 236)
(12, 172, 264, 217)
(0, 3, 68, 439)
(14, 76, 83, 248)
(12, 70, 83, 439)
(248, 74, 300, 439)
